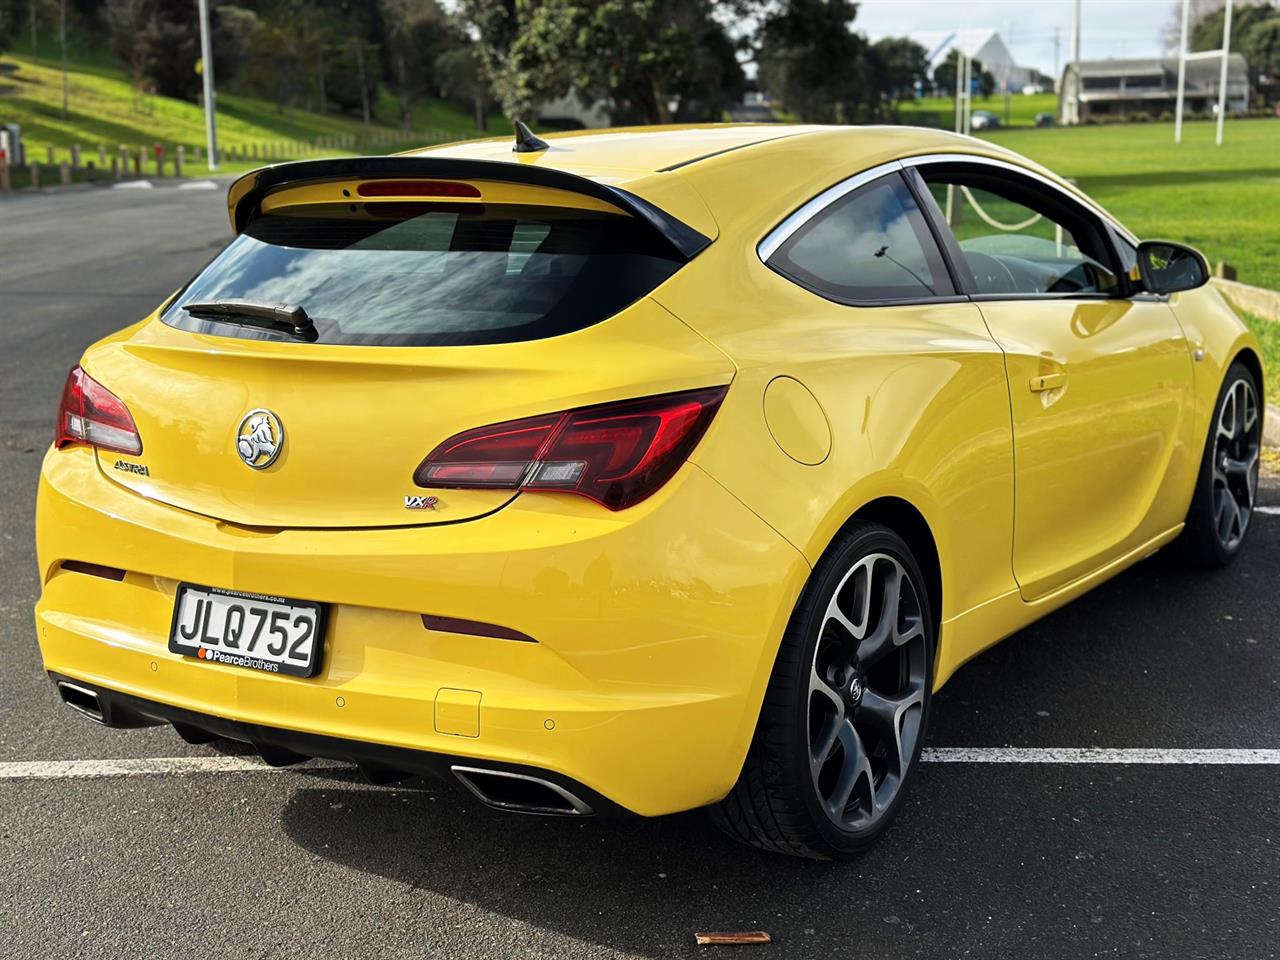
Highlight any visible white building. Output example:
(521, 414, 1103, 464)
(910, 29, 1037, 91)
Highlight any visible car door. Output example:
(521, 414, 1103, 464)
(907, 159, 1197, 601)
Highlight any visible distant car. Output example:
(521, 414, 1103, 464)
(35, 124, 1264, 859)
(970, 109, 1001, 130)
(1021, 83, 1046, 95)
(1035, 112, 1056, 128)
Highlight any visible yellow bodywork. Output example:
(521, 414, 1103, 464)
(35, 124, 1262, 816)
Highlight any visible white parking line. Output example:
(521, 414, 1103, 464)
(0, 756, 343, 780)
(1255, 505, 1280, 516)
(922, 747, 1280, 764)
(1, 749, 1278, 781)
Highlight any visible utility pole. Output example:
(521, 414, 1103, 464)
(1216, 0, 1233, 146)
(954, 50, 963, 132)
(197, 0, 219, 171)
(30, 0, 38, 63)
(59, 0, 67, 119)
(1004, 21, 1016, 125)
(1053, 26, 1060, 90)
(1175, 0, 1189, 144)
(1071, 0, 1081, 64)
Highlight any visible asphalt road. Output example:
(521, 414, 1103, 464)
(1, 183, 1277, 960)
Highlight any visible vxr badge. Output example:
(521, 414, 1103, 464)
(404, 495, 439, 511)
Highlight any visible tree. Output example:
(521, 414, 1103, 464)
(934, 49, 989, 99)
(379, 0, 453, 133)
(757, 0, 872, 124)
(0, 0, 14, 56)
(457, 0, 532, 121)
(870, 36, 929, 117)
(460, 0, 746, 126)
(105, 0, 246, 100)
(435, 44, 492, 130)
(1189, 0, 1280, 107)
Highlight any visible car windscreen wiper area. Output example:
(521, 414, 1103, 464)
(182, 299, 317, 340)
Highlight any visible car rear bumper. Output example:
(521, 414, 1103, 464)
(35, 447, 809, 816)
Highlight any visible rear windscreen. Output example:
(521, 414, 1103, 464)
(162, 201, 684, 346)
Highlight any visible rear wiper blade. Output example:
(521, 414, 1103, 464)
(183, 299, 316, 339)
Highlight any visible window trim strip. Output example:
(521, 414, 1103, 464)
(898, 152, 1138, 245)
(756, 151, 1142, 306)
(756, 159, 905, 264)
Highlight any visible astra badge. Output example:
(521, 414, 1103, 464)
(404, 495, 439, 511)
(235, 409, 284, 470)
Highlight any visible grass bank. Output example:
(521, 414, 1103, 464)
(0, 53, 509, 178)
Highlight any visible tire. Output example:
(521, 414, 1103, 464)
(711, 522, 935, 859)
(1182, 361, 1263, 569)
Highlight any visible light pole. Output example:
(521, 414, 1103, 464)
(1175, 0, 1189, 144)
(59, 0, 67, 119)
(197, 0, 219, 171)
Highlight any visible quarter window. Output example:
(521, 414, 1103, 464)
(767, 173, 954, 304)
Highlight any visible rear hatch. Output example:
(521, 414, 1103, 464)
(82, 164, 729, 529)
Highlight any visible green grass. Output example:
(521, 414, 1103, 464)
(978, 118, 1280, 291)
(898, 92, 1058, 129)
(1238, 310, 1280, 405)
(0, 53, 506, 178)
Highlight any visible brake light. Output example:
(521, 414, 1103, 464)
(55, 366, 143, 456)
(415, 387, 728, 510)
(356, 180, 481, 198)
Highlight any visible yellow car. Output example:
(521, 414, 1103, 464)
(35, 123, 1263, 859)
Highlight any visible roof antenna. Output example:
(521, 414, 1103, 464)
(513, 119, 550, 154)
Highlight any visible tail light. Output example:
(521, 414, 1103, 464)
(55, 366, 143, 456)
(415, 386, 728, 511)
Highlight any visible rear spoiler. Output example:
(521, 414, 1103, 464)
(226, 156, 713, 261)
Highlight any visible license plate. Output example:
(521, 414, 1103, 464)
(168, 583, 327, 678)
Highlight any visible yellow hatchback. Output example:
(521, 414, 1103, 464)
(35, 124, 1263, 858)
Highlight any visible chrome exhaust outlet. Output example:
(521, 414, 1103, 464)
(56, 680, 106, 724)
(451, 765, 594, 816)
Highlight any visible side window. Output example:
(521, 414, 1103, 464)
(923, 172, 1120, 297)
(767, 173, 954, 304)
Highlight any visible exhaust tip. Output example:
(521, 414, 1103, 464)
(57, 681, 106, 724)
(451, 765, 593, 816)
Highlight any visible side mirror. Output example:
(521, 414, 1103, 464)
(1135, 240, 1209, 295)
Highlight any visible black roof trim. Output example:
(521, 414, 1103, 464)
(655, 130, 813, 173)
(227, 156, 712, 261)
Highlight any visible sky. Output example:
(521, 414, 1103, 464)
(854, 0, 1182, 77)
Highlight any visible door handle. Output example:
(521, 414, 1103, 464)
(1029, 372, 1066, 393)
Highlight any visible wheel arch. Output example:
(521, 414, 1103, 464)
(1232, 346, 1264, 399)
(834, 496, 943, 646)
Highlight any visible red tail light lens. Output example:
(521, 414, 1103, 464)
(414, 386, 728, 510)
(55, 366, 143, 456)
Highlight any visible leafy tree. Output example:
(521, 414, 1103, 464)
(934, 49, 990, 99)
(0, 0, 13, 56)
(435, 44, 492, 130)
(1190, 0, 1280, 106)
(379, 0, 454, 132)
(757, 0, 871, 124)
(457, 0, 531, 121)
(461, 0, 745, 125)
(105, 0, 247, 100)
(870, 36, 929, 116)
